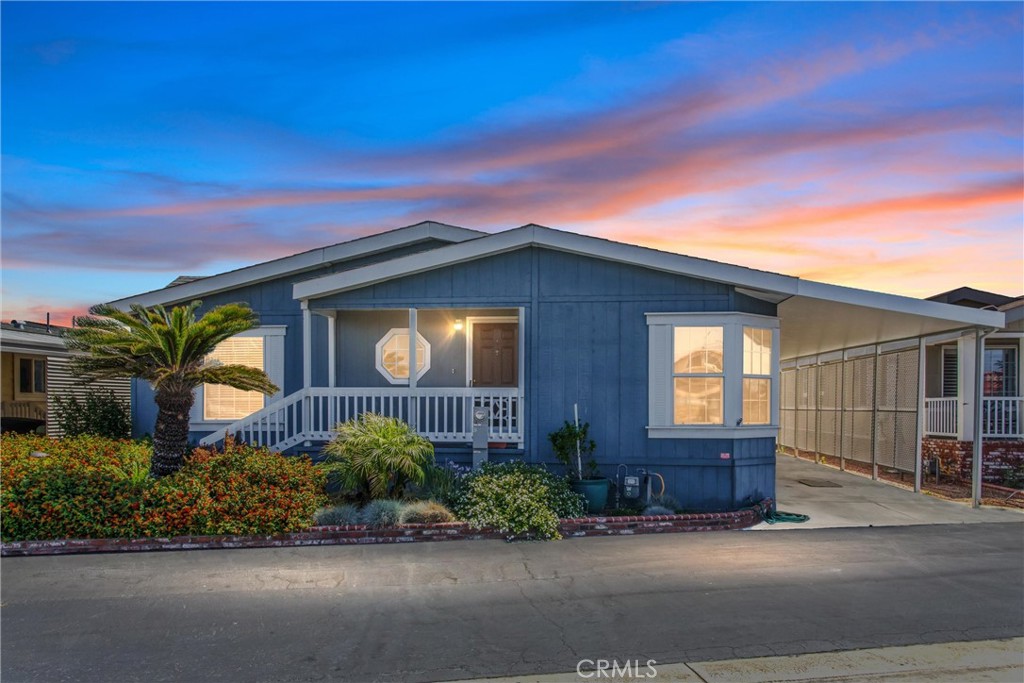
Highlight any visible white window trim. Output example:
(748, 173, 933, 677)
(191, 325, 287, 428)
(375, 328, 431, 385)
(13, 354, 47, 401)
(646, 312, 780, 439)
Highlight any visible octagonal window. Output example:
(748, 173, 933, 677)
(375, 328, 430, 384)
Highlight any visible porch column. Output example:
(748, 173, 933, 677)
(408, 308, 418, 430)
(301, 302, 312, 438)
(959, 334, 977, 441)
(302, 303, 312, 389)
(326, 312, 336, 388)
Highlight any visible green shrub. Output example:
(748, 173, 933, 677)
(451, 461, 586, 540)
(0, 433, 326, 541)
(321, 413, 434, 502)
(314, 504, 361, 526)
(415, 462, 470, 506)
(1001, 464, 1024, 490)
(360, 499, 403, 528)
(399, 500, 456, 524)
(51, 389, 131, 439)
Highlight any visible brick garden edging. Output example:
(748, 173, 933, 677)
(0, 499, 772, 557)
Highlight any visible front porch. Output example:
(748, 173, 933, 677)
(200, 306, 525, 450)
(198, 386, 523, 451)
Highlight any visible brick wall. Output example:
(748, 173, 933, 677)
(922, 438, 1024, 484)
(1, 502, 771, 557)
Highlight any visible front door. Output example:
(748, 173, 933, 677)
(472, 322, 518, 387)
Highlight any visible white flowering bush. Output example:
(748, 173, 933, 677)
(452, 461, 586, 540)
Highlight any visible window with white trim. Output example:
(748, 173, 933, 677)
(673, 327, 724, 424)
(191, 326, 286, 425)
(203, 337, 265, 420)
(742, 327, 773, 425)
(647, 313, 779, 438)
(375, 328, 430, 384)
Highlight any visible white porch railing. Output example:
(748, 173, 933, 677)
(982, 397, 1022, 439)
(198, 387, 524, 451)
(924, 397, 958, 437)
(924, 396, 1023, 439)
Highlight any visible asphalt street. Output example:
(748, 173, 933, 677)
(2, 521, 1022, 682)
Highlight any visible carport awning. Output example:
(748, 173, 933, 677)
(742, 280, 1006, 360)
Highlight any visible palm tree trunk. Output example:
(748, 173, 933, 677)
(151, 389, 195, 477)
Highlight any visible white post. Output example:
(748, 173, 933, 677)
(326, 311, 337, 431)
(915, 338, 926, 493)
(302, 303, 312, 437)
(302, 304, 312, 389)
(326, 312, 337, 388)
(959, 334, 977, 442)
(972, 329, 987, 508)
(871, 346, 879, 480)
(408, 308, 418, 430)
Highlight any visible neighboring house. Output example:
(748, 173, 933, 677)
(0, 320, 131, 436)
(107, 221, 1009, 510)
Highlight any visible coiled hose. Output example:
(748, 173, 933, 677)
(752, 500, 810, 524)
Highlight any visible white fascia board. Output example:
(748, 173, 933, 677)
(107, 222, 485, 309)
(295, 227, 537, 300)
(795, 279, 1006, 329)
(0, 329, 69, 353)
(295, 224, 800, 301)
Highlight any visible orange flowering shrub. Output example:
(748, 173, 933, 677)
(1, 434, 325, 542)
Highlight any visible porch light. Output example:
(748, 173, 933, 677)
(454, 318, 464, 332)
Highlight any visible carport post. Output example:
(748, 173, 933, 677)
(871, 345, 879, 480)
(971, 328, 991, 508)
(914, 338, 925, 493)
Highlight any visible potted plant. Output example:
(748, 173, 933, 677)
(549, 418, 609, 514)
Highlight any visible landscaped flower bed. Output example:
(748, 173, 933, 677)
(1, 434, 326, 542)
(0, 503, 770, 556)
(1, 420, 768, 555)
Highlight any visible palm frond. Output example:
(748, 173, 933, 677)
(190, 365, 279, 395)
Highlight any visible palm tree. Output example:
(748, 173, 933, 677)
(64, 301, 278, 477)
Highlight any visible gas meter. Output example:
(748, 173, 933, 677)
(622, 475, 640, 500)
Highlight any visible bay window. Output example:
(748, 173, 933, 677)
(647, 313, 779, 438)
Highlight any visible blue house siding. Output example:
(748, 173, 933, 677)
(308, 246, 777, 511)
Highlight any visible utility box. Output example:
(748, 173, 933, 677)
(472, 406, 489, 469)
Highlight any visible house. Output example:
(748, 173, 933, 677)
(0, 320, 131, 435)
(107, 221, 1011, 510)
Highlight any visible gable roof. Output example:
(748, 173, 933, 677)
(108, 221, 485, 308)
(290, 223, 1005, 359)
(293, 223, 798, 300)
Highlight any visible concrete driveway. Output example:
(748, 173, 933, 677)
(757, 454, 1024, 530)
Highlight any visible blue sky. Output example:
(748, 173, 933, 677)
(2, 1, 1021, 323)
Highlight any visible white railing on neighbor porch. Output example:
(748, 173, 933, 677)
(982, 397, 1022, 439)
(924, 396, 1023, 439)
(198, 386, 524, 451)
(924, 397, 958, 437)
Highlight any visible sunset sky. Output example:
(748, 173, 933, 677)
(2, 1, 1022, 325)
